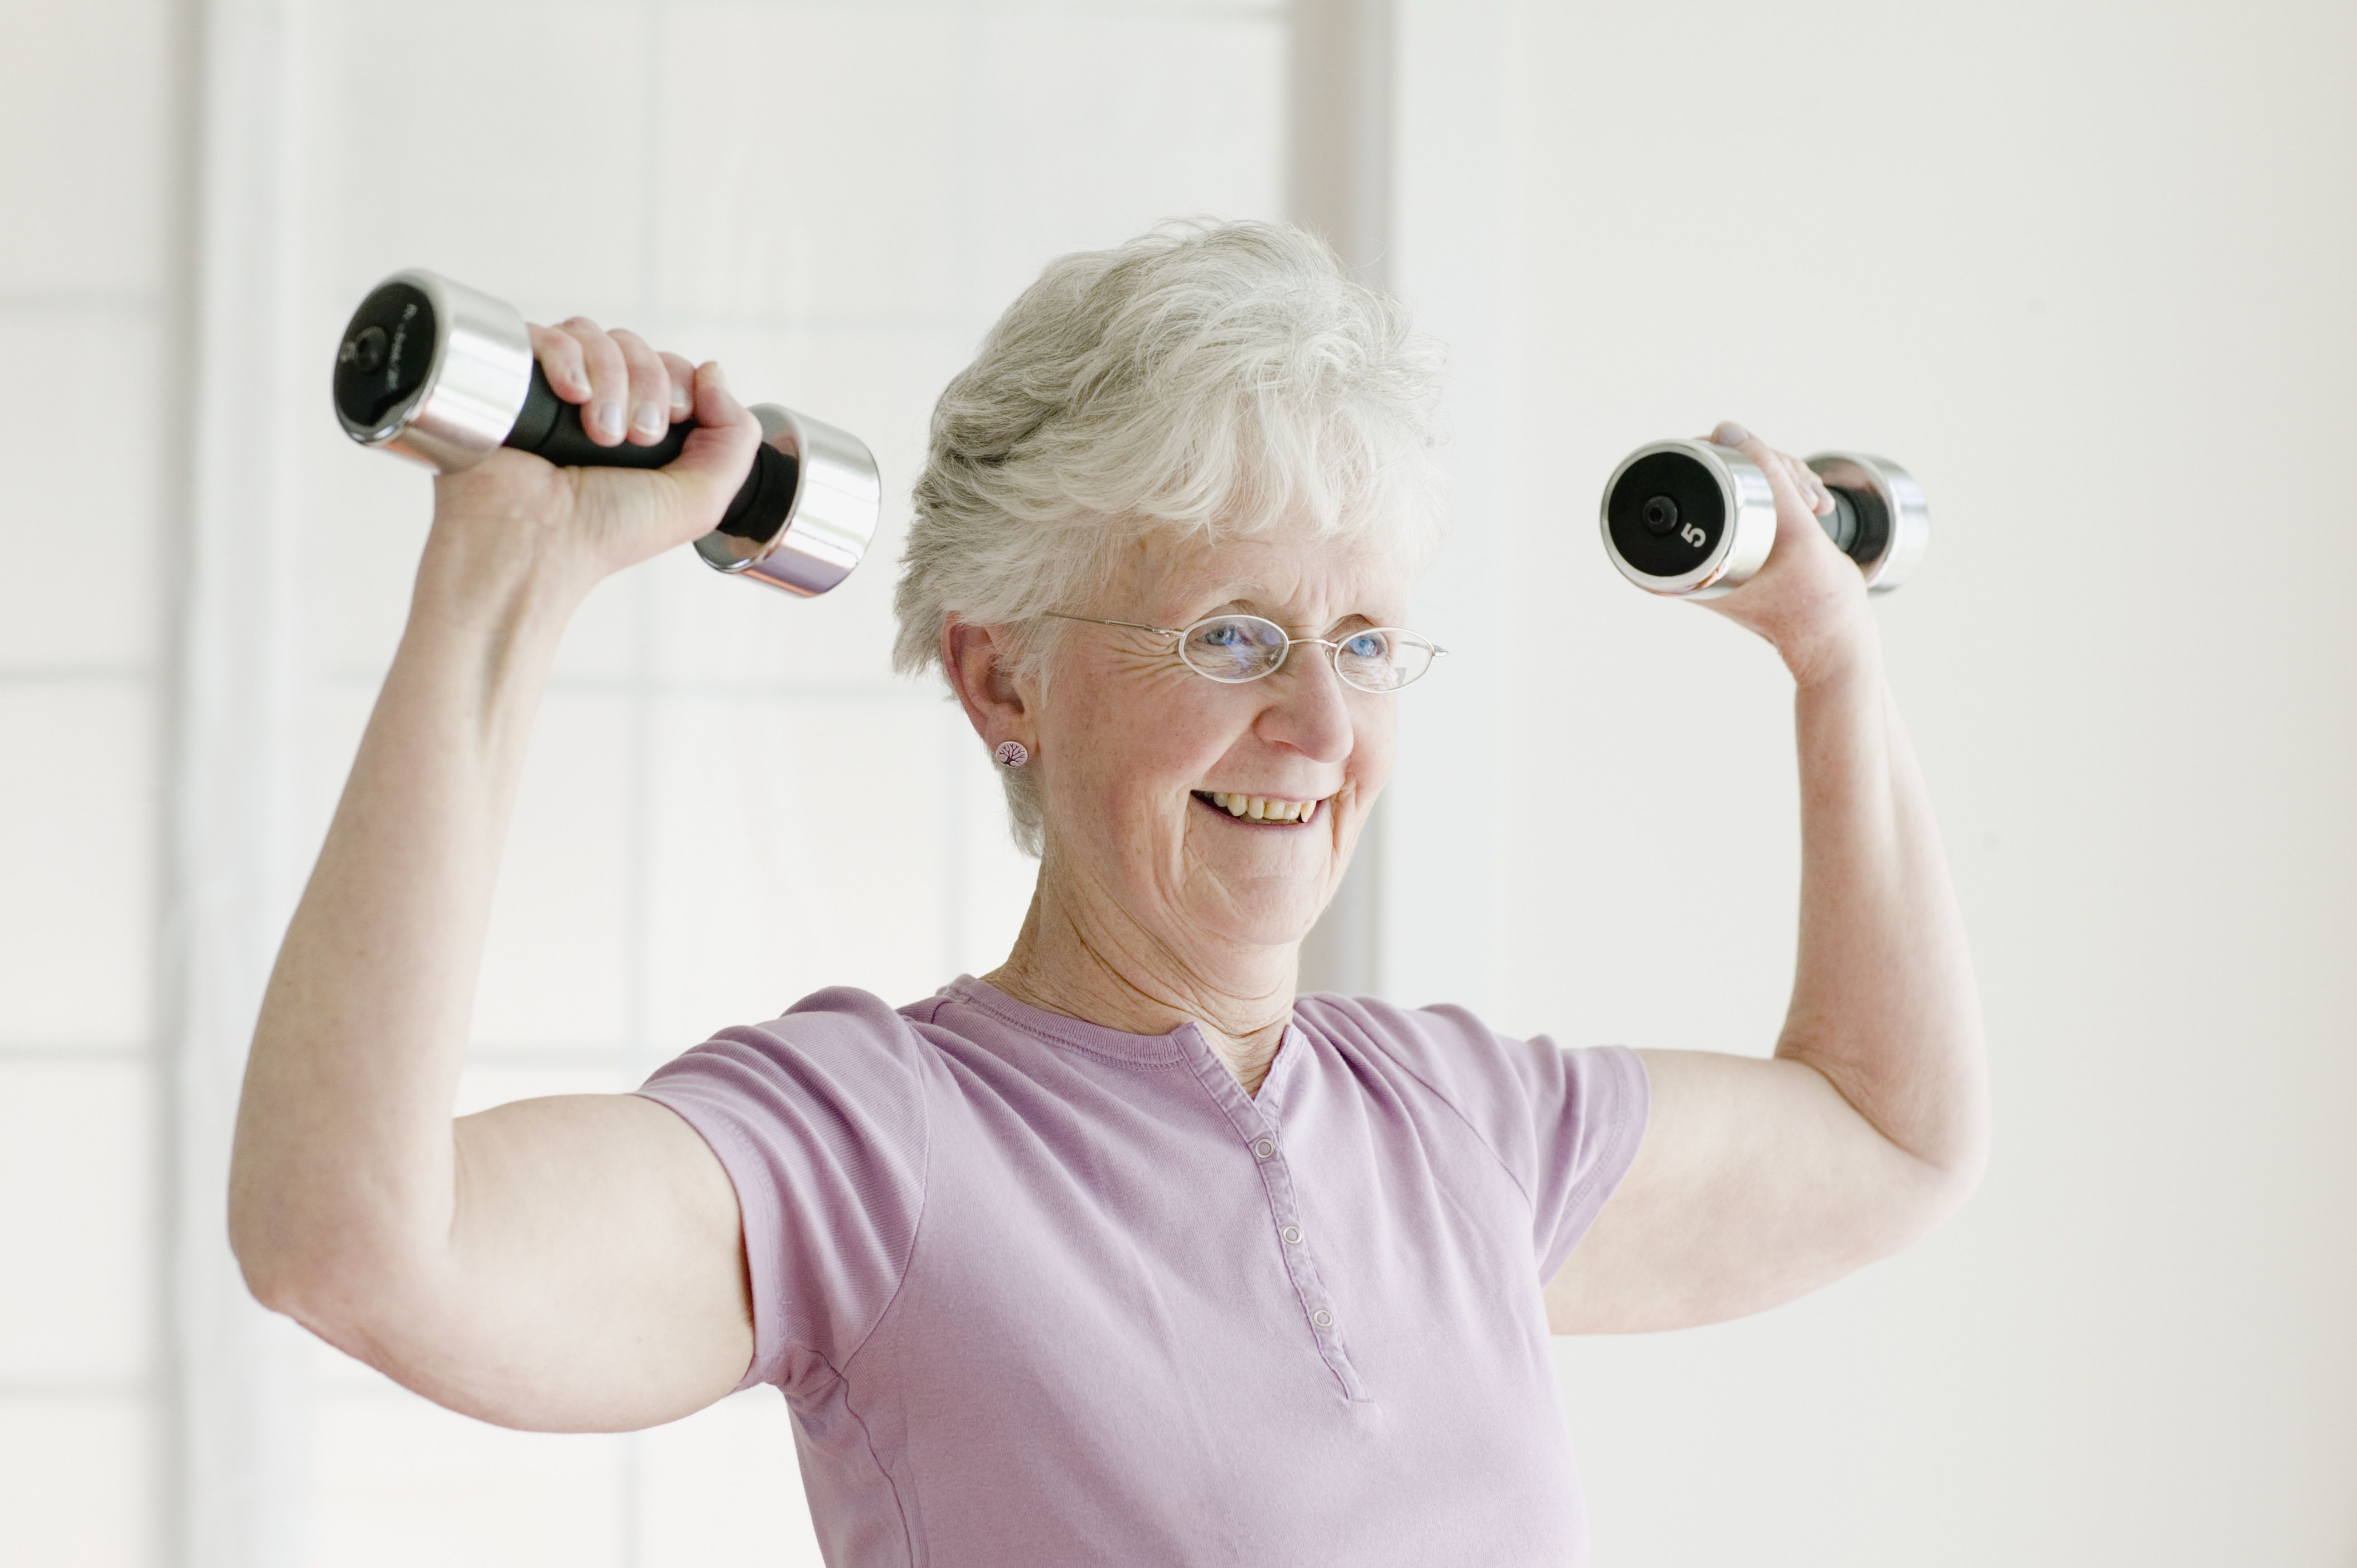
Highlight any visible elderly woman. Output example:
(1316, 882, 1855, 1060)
(231, 222, 1984, 1564)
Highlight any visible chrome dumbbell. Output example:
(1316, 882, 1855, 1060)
(1600, 440, 1929, 598)
(332, 269, 881, 596)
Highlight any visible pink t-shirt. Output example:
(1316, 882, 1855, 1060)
(638, 977, 1648, 1568)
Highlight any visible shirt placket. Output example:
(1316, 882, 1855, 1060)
(1186, 1026, 1370, 1403)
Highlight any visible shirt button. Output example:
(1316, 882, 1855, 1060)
(1282, 1225, 1302, 1245)
(1252, 1138, 1276, 1160)
(1311, 1309, 1334, 1328)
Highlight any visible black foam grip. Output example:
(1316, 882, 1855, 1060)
(1824, 483, 1888, 565)
(1820, 490, 1861, 555)
(504, 364, 798, 545)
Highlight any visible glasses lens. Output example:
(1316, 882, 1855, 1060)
(1333, 629, 1436, 693)
(1178, 615, 1290, 682)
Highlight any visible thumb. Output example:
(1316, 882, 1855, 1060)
(664, 361, 766, 530)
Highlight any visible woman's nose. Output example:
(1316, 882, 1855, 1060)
(1255, 648, 1355, 764)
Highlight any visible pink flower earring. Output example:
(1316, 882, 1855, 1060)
(994, 740, 1030, 769)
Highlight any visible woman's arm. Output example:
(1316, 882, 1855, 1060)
(228, 325, 768, 1429)
(1546, 425, 1988, 1333)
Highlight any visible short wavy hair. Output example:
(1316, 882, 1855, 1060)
(893, 218, 1449, 854)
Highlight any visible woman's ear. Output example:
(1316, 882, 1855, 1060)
(942, 619, 1031, 749)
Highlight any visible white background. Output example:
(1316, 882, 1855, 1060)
(1, 0, 2351, 1564)
(1500, 8, 2357, 1564)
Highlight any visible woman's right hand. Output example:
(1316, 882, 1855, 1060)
(420, 316, 766, 607)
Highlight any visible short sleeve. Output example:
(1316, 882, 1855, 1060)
(636, 987, 931, 1394)
(1296, 996, 1650, 1282)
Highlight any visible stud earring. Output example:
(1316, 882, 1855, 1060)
(994, 740, 1030, 768)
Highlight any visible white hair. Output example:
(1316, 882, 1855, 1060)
(893, 218, 1449, 854)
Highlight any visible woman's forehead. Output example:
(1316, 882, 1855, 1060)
(1126, 532, 1413, 619)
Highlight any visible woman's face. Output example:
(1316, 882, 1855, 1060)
(1028, 530, 1413, 958)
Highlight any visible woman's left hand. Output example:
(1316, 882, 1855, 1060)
(1693, 420, 1877, 687)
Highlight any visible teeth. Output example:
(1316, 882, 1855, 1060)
(1207, 791, 1325, 824)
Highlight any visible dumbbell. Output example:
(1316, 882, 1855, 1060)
(332, 270, 881, 596)
(1600, 440, 1929, 598)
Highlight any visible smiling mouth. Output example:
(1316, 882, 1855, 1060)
(1192, 790, 1326, 825)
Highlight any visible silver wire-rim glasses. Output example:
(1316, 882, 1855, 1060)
(1044, 611, 1448, 694)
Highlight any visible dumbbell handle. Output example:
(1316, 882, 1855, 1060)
(503, 364, 799, 546)
(1815, 486, 1866, 555)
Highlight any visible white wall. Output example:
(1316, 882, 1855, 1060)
(1494, 2, 2357, 1563)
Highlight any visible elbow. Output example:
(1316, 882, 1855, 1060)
(227, 1166, 420, 1341)
(1873, 1127, 1989, 1262)
(1918, 1073, 1994, 1233)
(227, 1161, 300, 1315)
(1790, 1035, 1992, 1260)
(229, 1225, 325, 1326)
(230, 1220, 431, 1374)
(227, 1178, 339, 1326)
(1824, 1090, 1990, 1271)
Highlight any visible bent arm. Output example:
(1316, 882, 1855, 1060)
(1548, 434, 1987, 1334)
(229, 352, 765, 1429)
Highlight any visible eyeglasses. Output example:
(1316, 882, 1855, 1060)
(1044, 612, 1447, 694)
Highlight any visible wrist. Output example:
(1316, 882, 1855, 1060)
(412, 479, 602, 637)
(398, 525, 595, 719)
(1779, 603, 1882, 693)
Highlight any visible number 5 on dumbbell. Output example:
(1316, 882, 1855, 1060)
(1600, 439, 1930, 597)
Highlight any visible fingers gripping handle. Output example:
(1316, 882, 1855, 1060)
(506, 362, 691, 469)
(332, 268, 879, 597)
(503, 364, 801, 546)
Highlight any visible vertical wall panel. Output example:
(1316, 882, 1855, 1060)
(308, 1392, 631, 1568)
(0, 0, 173, 295)
(0, 688, 157, 1047)
(643, 691, 955, 1041)
(320, 0, 656, 320)
(1377, 0, 1512, 1019)
(0, 0, 179, 1559)
(0, 1397, 156, 1568)
(0, 314, 165, 670)
(0, 1061, 159, 1383)
(471, 691, 639, 1052)
(965, 7, 1288, 315)
(653, 4, 968, 324)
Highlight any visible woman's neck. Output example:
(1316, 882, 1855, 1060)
(984, 876, 1297, 1097)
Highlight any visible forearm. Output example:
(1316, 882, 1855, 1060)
(1777, 626, 1987, 1188)
(229, 511, 591, 1310)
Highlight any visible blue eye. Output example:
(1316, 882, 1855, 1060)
(1202, 623, 1249, 648)
(1342, 631, 1389, 660)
